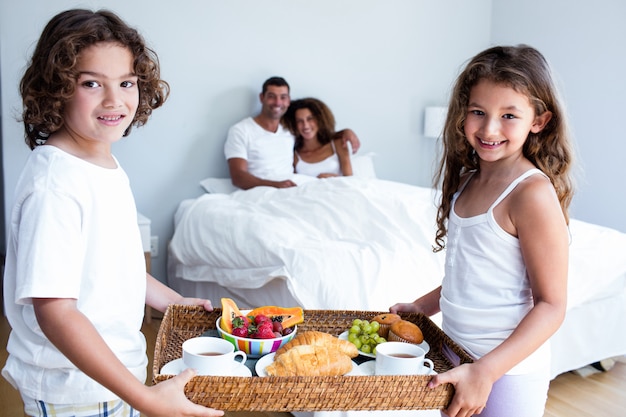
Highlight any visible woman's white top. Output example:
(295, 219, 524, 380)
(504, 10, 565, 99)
(295, 141, 341, 177)
(440, 168, 550, 375)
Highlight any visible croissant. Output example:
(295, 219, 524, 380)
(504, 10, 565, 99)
(275, 330, 358, 358)
(265, 345, 353, 376)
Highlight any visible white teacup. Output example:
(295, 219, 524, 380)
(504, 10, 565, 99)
(182, 336, 247, 376)
(375, 341, 434, 376)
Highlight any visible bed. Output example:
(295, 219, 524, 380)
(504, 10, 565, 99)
(167, 175, 626, 380)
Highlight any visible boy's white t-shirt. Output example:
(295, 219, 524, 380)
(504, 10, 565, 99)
(2, 145, 147, 403)
(224, 117, 295, 181)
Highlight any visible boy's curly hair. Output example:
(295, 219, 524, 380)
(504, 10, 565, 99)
(20, 9, 170, 149)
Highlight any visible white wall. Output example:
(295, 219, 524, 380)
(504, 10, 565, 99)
(490, 0, 626, 234)
(1, 0, 492, 282)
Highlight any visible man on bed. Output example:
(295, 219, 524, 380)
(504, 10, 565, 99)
(224, 76, 360, 190)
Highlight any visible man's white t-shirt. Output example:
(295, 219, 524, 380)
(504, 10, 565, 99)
(224, 117, 295, 181)
(2, 145, 147, 403)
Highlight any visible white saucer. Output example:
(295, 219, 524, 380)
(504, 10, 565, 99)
(358, 360, 437, 376)
(160, 358, 252, 377)
(338, 331, 430, 358)
(256, 352, 361, 377)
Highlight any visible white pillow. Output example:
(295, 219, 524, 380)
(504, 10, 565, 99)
(199, 177, 239, 194)
(351, 152, 377, 178)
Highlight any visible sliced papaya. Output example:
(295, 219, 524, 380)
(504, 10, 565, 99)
(220, 298, 244, 334)
(246, 305, 304, 329)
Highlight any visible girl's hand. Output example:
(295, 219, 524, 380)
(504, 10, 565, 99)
(390, 287, 442, 317)
(144, 368, 224, 417)
(428, 363, 492, 417)
(389, 301, 421, 314)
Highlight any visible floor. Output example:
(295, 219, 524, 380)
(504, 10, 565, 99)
(1, 315, 625, 417)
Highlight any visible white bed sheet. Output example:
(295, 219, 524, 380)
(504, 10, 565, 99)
(170, 177, 446, 311)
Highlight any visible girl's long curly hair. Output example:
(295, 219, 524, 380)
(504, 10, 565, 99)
(20, 9, 170, 149)
(283, 98, 336, 150)
(433, 45, 575, 252)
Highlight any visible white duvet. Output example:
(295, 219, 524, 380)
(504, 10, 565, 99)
(169, 177, 446, 311)
(170, 176, 626, 312)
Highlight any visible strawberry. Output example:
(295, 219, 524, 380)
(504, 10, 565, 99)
(259, 320, 273, 330)
(254, 314, 270, 325)
(246, 320, 270, 338)
(256, 326, 276, 339)
(232, 327, 248, 338)
(232, 315, 250, 329)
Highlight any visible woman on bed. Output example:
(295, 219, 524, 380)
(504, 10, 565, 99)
(282, 97, 353, 178)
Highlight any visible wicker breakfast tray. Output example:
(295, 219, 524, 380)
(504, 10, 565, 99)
(153, 304, 473, 411)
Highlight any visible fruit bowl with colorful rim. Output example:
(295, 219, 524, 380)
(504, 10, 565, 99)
(216, 317, 297, 358)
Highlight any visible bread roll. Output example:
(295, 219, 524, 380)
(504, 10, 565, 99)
(275, 330, 358, 358)
(265, 345, 353, 376)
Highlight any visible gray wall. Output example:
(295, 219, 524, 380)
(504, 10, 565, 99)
(1, 0, 624, 283)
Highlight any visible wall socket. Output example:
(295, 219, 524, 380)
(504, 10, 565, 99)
(150, 235, 159, 258)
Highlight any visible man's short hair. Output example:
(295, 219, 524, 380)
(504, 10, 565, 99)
(262, 76, 290, 95)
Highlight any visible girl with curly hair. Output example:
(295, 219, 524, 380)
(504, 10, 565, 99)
(391, 45, 574, 417)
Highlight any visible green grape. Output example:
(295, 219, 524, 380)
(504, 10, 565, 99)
(346, 317, 388, 355)
(370, 321, 380, 333)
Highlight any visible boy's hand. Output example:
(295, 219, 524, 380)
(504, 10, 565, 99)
(176, 297, 214, 311)
(146, 368, 223, 417)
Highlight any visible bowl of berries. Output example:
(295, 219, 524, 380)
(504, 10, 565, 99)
(216, 298, 303, 358)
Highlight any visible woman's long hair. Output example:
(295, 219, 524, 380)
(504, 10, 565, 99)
(283, 97, 336, 150)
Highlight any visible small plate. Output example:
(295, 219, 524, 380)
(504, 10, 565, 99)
(160, 358, 252, 377)
(256, 352, 361, 377)
(358, 360, 437, 376)
(338, 331, 430, 358)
